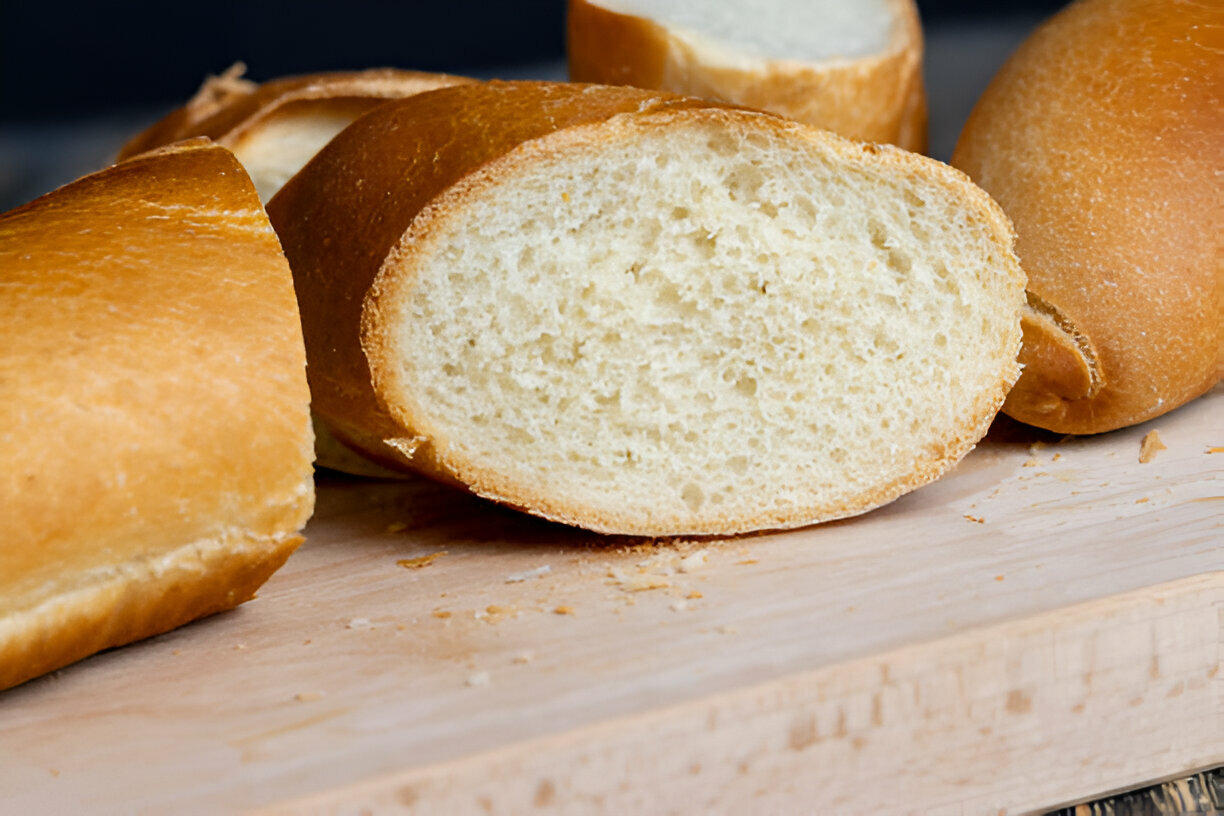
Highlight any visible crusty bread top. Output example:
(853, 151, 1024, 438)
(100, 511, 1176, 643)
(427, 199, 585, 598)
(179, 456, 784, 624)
(952, 0, 1222, 434)
(270, 80, 1024, 535)
(567, 0, 927, 152)
(0, 139, 314, 618)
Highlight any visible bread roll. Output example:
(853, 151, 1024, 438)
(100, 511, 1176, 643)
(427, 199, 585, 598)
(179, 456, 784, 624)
(567, 0, 927, 152)
(951, 0, 1222, 434)
(119, 65, 475, 201)
(267, 80, 1024, 536)
(0, 140, 314, 692)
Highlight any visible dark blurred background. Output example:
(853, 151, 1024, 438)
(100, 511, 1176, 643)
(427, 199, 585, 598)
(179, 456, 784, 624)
(0, 0, 1070, 209)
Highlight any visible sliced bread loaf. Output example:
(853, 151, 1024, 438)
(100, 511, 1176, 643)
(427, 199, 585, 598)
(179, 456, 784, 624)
(267, 81, 1024, 536)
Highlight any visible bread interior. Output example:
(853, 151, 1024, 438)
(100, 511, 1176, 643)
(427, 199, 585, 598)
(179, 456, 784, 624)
(390, 119, 1017, 532)
(234, 100, 377, 202)
(590, 0, 899, 61)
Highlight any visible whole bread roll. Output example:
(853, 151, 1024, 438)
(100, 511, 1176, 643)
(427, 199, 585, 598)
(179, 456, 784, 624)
(567, 0, 927, 152)
(951, 0, 1222, 435)
(267, 80, 1024, 536)
(0, 140, 314, 692)
(119, 65, 475, 201)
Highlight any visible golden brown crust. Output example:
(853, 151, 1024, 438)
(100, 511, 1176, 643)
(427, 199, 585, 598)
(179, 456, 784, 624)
(566, 0, 927, 153)
(269, 80, 1022, 535)
(952, 0, 1222, 434)
(0, 140, 314, 691)
(118, 66, 476, 160)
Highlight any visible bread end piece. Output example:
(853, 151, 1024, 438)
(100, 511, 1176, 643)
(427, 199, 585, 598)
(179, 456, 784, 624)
(0, 140, 314, 691)
(118, 66, 476, 202)
(567, 0, 927, 153)
(952, 0, 1222, 434)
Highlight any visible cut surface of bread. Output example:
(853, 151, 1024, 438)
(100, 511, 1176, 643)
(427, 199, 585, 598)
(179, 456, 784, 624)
(119, 66, 475, 201)
(0, 140, 314, 691)
(567, 0, 927, 152)
(268, 81, 1024, 536)
(952, 0, 1222, 434)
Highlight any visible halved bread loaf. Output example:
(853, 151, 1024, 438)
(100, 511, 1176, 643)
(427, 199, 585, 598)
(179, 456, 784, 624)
(0, 140, 314, 691)
(267, 81, 1024, 536)
(567, 0, 927, 152)
(951, 0, 1222, 434)
(119, 65, 475, 201)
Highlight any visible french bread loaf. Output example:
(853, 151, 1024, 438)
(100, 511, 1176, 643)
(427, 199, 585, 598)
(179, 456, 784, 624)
(119, 66, 476, 201)
(267, 80, 1024, 536)
(0, 140, 314, 691)
(567, 0, 927, 152)
(951, 0, 1222, 434)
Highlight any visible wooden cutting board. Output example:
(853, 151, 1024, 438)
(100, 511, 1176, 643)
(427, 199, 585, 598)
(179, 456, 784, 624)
(2, 386, 1221, 815)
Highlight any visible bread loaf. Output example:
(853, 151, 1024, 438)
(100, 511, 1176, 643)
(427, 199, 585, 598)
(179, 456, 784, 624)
(119, 66, 475, 201)
(951, 0, 1222, 434)
(267, 80, 1024, 536)
(0, 140, 314, 691)
(567, 0, 927, 152)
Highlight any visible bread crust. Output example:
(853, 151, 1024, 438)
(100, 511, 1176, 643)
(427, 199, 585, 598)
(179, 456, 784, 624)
(0, 140, 314, 691)
(952, 0, 1222, 434)
(269, 81, 1023, 536)
(567, 0, 927, 153)
(118, 66, 476, 160)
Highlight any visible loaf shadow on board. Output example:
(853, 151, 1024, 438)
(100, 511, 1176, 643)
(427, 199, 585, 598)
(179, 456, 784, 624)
(267, 80, 1026, 537)
(0, 140, 315, 692)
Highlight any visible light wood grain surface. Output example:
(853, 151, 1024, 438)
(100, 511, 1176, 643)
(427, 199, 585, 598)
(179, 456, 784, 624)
(2, 386, 1220, 815)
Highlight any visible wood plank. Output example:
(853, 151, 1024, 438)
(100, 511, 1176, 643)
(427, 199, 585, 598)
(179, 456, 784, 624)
(1, 386, 1220, 814)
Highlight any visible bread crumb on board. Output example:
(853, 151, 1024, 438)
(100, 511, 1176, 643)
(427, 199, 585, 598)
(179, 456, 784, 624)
(397, 551, 447, 569)
(1206, 446, 1223, 454)
(294, 691, 324, 702)
(505, 565, 551, 583)
(553, 605, 576, 616)
(1139, 430, 1166, 463)
(345, 617, 373, 630)
(964, 514, 986, 524)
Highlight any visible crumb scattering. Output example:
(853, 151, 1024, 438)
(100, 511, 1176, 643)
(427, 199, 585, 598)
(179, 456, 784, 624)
(994, 575, 1005, 582)
(346, 618, 372, 630)
(678, 550, 709, 573)
(398, 551, 448, 570)
(964, 514, 986, 524)
(717, 625, 739, 635)
(432, 609, 452, 619)
(687, 590, 704, 600)
(1205, 446, 1223, 454)
(1135, 497, 1150, 504)
(553, 605, 576, 615)
(736, 559, 759, 566)
(505, 565, 552, 583)
(1139, 430, 1166, 463)
(294, 692, 323, 702)
(512, 652, 533, 665)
